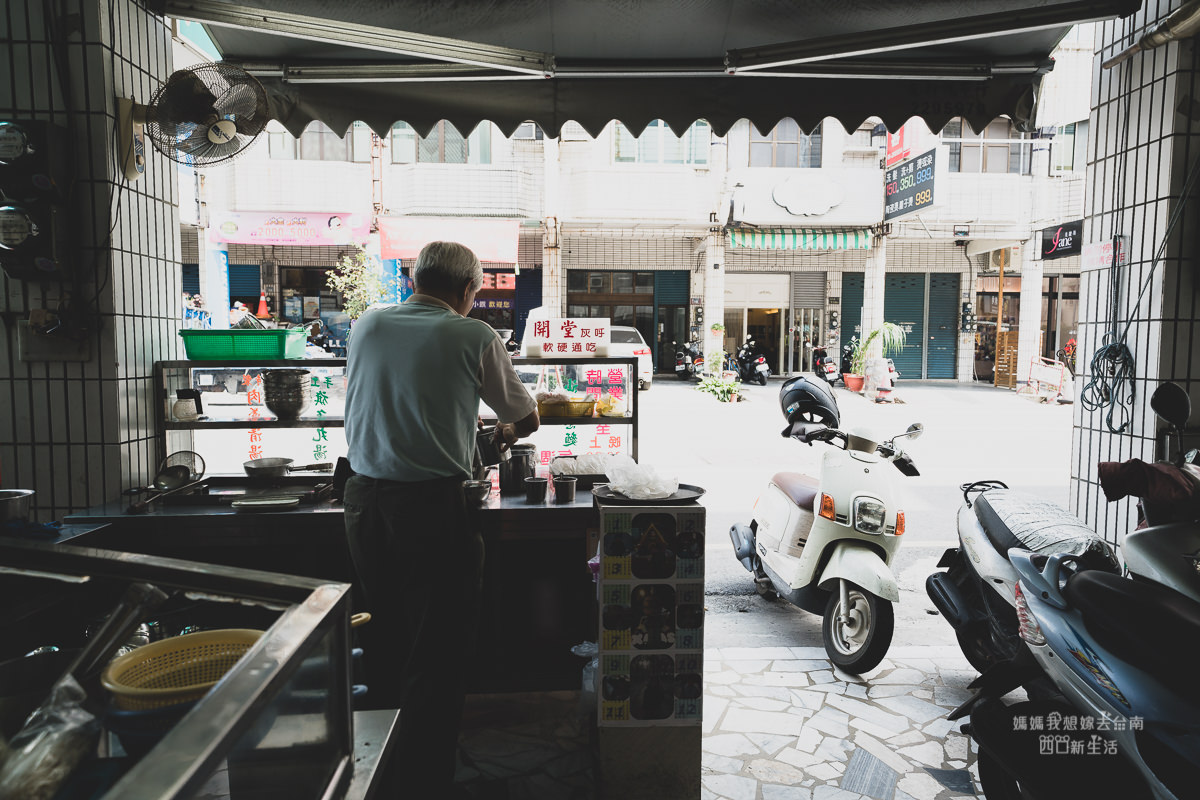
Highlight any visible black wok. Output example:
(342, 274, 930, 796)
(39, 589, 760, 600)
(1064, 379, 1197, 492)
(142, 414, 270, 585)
(243, 458, 333, 479)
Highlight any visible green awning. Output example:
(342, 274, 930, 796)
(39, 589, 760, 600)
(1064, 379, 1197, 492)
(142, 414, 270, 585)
(728, 228, 871, 250)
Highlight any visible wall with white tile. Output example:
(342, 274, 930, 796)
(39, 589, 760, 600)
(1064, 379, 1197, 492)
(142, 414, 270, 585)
(1074, 0, 1200, 545)
(0, 0, 178, 520)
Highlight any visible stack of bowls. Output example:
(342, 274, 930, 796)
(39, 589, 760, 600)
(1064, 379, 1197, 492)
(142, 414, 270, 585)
(263, 369, 312, 420)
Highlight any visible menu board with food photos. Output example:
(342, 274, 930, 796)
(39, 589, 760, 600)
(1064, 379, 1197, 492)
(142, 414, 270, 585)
(597, 504, 705, 727)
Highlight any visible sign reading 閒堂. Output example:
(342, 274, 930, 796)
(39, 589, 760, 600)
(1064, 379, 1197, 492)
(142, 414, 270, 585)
(526, 318, 612, 356)
(884, 148, 937, 221)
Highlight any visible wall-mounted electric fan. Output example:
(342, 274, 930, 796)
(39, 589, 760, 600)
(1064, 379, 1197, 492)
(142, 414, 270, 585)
(118, 62, 269, 175)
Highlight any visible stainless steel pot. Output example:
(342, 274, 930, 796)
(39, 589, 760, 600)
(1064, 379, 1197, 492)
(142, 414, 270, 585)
(498, 444, 537, 494)
(0, 489, 34, 523)
(243, 458, 333, 479)
(475, 426, 509, 467)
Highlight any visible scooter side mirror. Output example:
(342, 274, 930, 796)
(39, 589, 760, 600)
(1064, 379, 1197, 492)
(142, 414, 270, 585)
(905, 423, 924, 440)
(1151, 382, 1190, 432)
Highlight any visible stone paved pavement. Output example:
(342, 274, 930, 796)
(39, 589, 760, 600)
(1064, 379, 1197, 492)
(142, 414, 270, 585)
(702, 645, 980, 800)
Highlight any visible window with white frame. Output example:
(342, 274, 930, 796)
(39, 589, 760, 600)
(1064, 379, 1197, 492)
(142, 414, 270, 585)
(512, 122, 544, 140)
(940, 117, 1031, 174)
(1050, 121, 1087, 172)
(750, 119, 822, 168)
(390, 121, 492, 164)
(268, 121, 372, 162)
(613, 120, 710, 165)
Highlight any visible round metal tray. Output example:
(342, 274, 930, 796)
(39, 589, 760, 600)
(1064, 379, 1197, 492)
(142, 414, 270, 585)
(591, 484, 705, 505)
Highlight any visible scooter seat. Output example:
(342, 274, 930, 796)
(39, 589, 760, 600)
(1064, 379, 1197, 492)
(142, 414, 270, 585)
(771, 472, 820, 512)
(974, 490, 1102, 558)
(1064, 570, 1200, 705)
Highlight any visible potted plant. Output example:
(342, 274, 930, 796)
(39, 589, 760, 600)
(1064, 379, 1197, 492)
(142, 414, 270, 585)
(710, 322, 725, 336)
(697, 349, 742, 402)
(845, 323, 906, 392)
(325, 246, 385, 322)
(697, 373, 742, 402)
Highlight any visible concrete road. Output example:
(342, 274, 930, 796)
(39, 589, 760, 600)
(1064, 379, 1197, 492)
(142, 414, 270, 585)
(635, 375, 1074, 651)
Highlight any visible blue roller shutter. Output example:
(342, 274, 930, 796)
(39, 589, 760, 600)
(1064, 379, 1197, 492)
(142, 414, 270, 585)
(653, 271, 690, 370)
(182, 264, 199, 294)
(927, 274, 960, 378)
(228, 264, 261, 296)
(884, 274, 926, 379)
(841, 272, 864, 345)
(654, 270, 689, 303)
(515, 268, 542, 342)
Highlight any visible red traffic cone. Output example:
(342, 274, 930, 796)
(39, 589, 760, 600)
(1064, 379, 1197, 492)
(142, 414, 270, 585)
(255, 291, 270, 319)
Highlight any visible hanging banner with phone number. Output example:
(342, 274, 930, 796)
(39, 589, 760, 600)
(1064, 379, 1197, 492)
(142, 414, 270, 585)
(884, 148, 936, 221)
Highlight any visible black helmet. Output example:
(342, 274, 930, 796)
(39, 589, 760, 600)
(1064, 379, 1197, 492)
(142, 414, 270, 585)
(779, 375, 840, 427)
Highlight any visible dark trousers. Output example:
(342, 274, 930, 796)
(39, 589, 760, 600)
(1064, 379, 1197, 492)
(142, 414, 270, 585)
(343, 474, 483, 796)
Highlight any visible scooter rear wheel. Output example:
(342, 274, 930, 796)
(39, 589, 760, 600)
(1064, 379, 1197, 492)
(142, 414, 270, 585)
(822, 584, 893, 674)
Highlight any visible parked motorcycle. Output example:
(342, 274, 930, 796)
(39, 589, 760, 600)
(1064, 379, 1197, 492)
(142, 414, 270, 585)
(733, 337, 771, 385)
(945, 382, 1200, 799)
(927, 382, 1200, 674)
(953, 528, 1200, 800)
(811, 344, 840, 386)
(729, 376, 923, 672)
(674, 339, 704, 381)
(925, 480, 1118, 673)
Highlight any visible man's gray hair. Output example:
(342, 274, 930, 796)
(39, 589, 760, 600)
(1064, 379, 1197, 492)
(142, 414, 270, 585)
(413, 241, 484, 294)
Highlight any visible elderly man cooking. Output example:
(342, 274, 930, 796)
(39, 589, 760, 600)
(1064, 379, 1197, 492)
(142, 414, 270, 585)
(343, 240, 538, 796)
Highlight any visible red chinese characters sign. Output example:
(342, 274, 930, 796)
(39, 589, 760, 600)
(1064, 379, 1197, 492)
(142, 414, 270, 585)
(526, 318, 612, 356)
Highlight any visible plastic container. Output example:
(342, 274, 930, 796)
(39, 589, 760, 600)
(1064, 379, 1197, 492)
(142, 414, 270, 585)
(101, 629, 263, 710)
(178, 328, 307, 360)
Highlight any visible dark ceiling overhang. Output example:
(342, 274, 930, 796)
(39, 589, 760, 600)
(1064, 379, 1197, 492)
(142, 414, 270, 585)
(153, 0, 1141, 137)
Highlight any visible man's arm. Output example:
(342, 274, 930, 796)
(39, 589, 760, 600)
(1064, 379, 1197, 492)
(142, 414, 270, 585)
(495, 408, 539, 450)
(478, 334, 539, 450)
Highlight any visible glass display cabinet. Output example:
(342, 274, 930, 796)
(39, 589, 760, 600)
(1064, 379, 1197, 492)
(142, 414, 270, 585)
(156, 356, 640, 472)
(507, 357, 639, 462)
(154, 360, 347, 475)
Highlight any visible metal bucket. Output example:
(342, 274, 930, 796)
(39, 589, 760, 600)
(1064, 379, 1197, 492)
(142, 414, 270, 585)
(498, 444, 537, 494)
(0, 489, 34, 523)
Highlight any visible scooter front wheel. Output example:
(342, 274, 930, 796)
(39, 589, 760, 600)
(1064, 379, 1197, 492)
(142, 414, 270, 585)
(822, 583, 894, 673)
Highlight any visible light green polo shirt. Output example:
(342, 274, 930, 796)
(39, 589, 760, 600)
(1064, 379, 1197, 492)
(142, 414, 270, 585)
(345, 295, 535, 481)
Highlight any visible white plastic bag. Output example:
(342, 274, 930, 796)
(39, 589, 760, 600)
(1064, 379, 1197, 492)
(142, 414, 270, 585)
(604, 454, 678, 499)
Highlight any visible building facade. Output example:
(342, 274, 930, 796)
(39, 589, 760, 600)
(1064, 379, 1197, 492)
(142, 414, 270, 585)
(179, 27, 1093, 384)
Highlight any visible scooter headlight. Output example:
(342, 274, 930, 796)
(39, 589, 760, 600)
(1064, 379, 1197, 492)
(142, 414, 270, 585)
(853, 498, 886, 534)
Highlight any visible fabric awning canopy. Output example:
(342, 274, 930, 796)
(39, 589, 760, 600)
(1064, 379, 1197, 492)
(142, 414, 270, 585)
(729, 228, 871, 250)
(154, 0, 1140, 138)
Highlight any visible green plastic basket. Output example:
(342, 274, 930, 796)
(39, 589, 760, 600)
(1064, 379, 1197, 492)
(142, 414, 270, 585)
(179, 328, 307, 360)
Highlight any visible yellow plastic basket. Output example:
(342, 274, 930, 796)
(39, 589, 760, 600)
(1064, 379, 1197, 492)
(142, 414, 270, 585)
(537, 400, 596, 418)
(101, 629, 263, 710)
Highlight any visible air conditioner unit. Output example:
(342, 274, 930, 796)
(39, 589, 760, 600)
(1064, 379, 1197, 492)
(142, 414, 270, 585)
(990, 246, 1020, 270)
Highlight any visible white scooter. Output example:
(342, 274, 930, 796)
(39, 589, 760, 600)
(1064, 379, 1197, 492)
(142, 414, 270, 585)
(729, 376, 923, 673)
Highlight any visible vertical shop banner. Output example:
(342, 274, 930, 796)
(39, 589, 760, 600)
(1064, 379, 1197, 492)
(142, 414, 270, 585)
(598, 506, 705, 726)
(204, 241, 231, 330)
(380, 259, 413, 304)
(884, 148, 939, 221)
